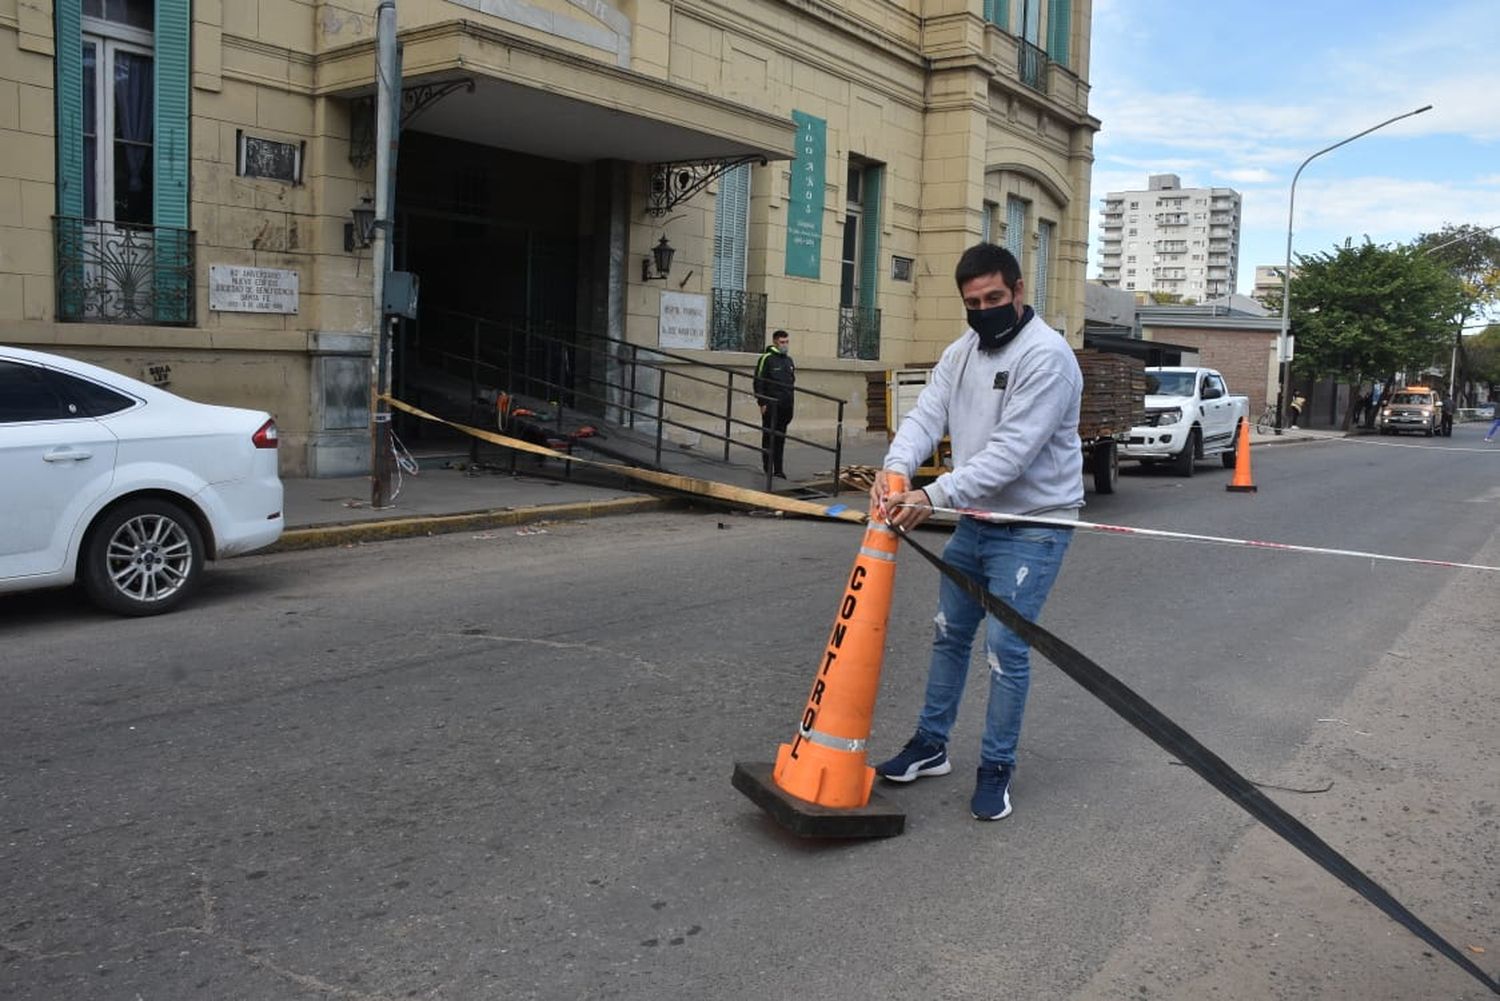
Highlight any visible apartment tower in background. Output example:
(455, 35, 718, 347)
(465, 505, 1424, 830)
(1097, 174, 1241, 301)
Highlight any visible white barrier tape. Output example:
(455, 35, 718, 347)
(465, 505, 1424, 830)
(902, 504, 1500, 575)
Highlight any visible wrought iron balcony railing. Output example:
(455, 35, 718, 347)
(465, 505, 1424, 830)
(709, 288, 768, 352)
(54, 217, 196, 326)
(1017, 39, 1049, 94)
(837, 305, 881, 361)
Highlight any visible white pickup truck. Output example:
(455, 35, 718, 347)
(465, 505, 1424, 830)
(1120, 366, 1249, 476)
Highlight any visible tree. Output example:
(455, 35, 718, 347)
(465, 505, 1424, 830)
(1467, 323, 1500, 400)
(1287, 239, 1466, 428)
(1414, 224, 1500, 406)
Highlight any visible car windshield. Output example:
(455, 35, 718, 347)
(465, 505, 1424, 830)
(1145, 371, 1195, 396)
(1389, 393, 1431, 406)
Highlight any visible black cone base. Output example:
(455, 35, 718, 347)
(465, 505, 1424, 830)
(1226, 484, 1258, 492)
(731, 761, 905, 839)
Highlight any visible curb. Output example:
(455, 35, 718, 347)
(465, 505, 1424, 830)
(266, 495, 672, 553)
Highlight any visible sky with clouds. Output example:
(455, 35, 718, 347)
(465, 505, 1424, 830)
(1086, 0, 1500, 297)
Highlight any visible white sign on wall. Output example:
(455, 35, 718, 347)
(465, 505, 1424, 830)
(658, 291, 708, 350)
(209, 265, 300, 314)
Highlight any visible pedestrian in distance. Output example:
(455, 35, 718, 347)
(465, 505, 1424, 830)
(754, 329, 796, 479)
(1288, 392, 1307, 430)
(1440, 395, 1454, 437)
(870, 242, 1082, 822)
(1485, 404, 1500, 443)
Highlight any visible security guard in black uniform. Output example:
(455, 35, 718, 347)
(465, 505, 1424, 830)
(754, 329, 796, 478)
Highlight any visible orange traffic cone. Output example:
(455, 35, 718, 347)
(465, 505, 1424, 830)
(1226, 419, 1256, 493)
(732, 476, 908, 838)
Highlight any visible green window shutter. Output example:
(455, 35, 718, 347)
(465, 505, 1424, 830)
(1035, 220, 1053, 316)
(857, 165, 882, 359)
(858, 165, 882, 310)
(154, 0, 192, 323)
(1046, 0, 1070, 66)
(154, 0, 191, 229)
(1006, 195, 1026, 266)
(55, 0, 85, 219)
(995, 0, 1009, 30)
(712, 163, 750, 292)
(55, 0, 85, 320)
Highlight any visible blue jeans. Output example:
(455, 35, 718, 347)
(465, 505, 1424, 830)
(913, 517, 1073, 766)
(1487, 417, 1500, 438)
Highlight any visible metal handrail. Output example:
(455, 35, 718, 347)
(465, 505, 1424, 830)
(416, 306, 846, 493)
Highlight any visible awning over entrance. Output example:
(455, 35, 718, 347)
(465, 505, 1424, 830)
(318, 20, 798, 164)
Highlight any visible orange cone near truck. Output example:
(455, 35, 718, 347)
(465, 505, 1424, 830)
(1225, 419, 1257, 493)
(732, 478, 908, 838)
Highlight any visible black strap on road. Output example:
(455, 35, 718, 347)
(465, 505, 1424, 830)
(893, 523, 1499, 995)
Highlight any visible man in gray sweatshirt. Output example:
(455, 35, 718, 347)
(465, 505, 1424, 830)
(871, 242, 1082, 821)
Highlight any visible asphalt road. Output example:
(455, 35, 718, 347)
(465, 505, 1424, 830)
(3, 425, 1497, 1000)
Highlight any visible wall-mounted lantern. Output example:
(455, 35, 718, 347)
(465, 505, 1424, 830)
(641, 236, 675, 282)
(345, 197, 377, 252)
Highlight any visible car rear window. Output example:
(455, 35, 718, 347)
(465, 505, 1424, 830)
(47, 369, 138, 416)
(0, 360, 70, 422)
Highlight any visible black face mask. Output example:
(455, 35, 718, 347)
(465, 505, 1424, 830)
(967, 303, 1029, 352)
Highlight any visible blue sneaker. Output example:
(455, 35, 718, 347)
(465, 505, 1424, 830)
(875, 735, 952, 783)
(971, 762, 1014, 820)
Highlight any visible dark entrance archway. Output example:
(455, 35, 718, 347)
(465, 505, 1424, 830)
(392, 132, 582, 440)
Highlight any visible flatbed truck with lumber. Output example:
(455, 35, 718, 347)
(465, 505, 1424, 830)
(878, 349, 1146, 495)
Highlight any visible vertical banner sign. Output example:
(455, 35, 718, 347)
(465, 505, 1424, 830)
(784, 111, 827, 278)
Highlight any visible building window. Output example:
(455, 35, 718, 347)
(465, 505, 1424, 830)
(55, 0, 193, 325)
(982, 0, 1009, 30)
(709, 163, 764, 351)
(82, 5, 155, 224)
(982, 199, 997, 243)
(839, 158, 883, 359)
(1034, 219, 1054, 316)
(1005, 195, 1027, 267)
(1021, 0, 1041, 44)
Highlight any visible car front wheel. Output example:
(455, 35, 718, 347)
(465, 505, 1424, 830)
(82, 499, 205, 616)
(1173, 429, 1199, 477)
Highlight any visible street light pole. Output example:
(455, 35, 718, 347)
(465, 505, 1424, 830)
(1275, 104, 1433, 434)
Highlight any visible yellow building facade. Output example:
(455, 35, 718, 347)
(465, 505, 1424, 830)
(1, 0, 1097, 475)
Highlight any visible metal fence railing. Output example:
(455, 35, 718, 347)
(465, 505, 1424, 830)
(54, 216, 195, 326)
(1017, 38, 1049, 93)
(414, 306, 848, 494)
(709, 288, 768, 352)
(837, 305, 881, 361)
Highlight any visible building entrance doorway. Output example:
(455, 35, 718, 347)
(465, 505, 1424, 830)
(392, 133, 581, 439)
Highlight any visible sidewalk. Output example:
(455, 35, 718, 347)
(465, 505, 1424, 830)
(270, 423, 1342, 552)
(270, 429, 893, 552)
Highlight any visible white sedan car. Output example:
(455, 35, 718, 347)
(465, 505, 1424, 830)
(0, 346, 283, 615)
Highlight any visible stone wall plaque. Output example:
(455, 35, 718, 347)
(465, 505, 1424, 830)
(209, 265, 299, 314)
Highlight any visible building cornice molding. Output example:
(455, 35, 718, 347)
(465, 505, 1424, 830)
(671, 0, 929, 112)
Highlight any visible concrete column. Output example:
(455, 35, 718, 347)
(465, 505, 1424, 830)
(913, 66, 989, 362)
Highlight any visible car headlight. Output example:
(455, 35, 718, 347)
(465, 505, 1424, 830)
(1381, 407, 1392, 417)
(1157, 409, 1182, 426)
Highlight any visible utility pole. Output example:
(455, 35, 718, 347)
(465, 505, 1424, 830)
(370, 1, 399, 508)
